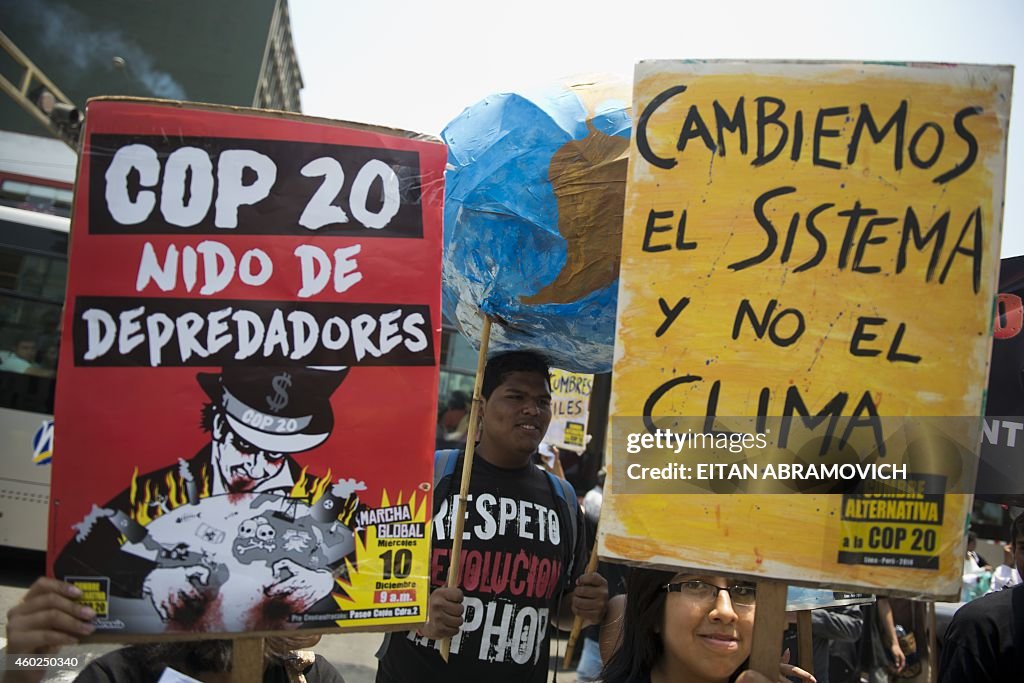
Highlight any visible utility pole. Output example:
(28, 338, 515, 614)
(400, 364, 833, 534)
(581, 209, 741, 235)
(0, 29, 81, 149)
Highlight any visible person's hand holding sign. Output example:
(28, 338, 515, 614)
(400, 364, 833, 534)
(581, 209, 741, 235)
(420, 586, 465, 639)
(571, 571, 609, 625)
(5, 578, 96, 683)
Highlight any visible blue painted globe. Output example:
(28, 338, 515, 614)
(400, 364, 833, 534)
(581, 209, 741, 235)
(441, 77, 631, 373)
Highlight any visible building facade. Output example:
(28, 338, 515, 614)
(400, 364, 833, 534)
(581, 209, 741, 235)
(0, 0, 303, 140)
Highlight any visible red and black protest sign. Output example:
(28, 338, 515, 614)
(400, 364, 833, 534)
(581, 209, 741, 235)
(977, 254, 1024, 505)
(48, 99, 445, 635)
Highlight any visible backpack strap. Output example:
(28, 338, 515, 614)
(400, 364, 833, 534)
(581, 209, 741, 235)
(543, 470, 580, 585)
(433, 448, 461, 501)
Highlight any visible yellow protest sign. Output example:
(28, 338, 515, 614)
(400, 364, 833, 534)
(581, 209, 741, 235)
(601, 61, 1012, 597)
(546, 369, 594, 452)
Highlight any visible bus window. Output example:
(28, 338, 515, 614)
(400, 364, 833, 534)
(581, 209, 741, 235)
(0, 176, 74, 217)
(0, 220, 67, 380)
(0, 205, 69, 551)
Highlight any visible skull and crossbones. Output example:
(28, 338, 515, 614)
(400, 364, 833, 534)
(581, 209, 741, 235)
(234, 516, 277, 556)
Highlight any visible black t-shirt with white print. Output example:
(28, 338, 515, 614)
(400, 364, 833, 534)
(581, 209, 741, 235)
(376, 453, 586, 683)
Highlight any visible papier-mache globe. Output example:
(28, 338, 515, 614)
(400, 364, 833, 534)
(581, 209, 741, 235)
(441, 76, 630, 372)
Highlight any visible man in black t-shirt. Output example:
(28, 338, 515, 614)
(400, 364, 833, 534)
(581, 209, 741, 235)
(939, 513, 1024, 682)
(376, 351, 609, 683)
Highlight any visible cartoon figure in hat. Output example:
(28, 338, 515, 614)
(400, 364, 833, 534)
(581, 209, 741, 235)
(197, 366, 348, 495)
(54, 365, 364, 630)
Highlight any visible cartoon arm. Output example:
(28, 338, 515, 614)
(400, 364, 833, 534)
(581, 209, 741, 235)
(55, 506, 159, 599)
(142, 565, 212, 621)
(265, 558, 336, 612)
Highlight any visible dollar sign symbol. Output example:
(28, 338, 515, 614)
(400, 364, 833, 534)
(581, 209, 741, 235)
(266, 372, 292, 413)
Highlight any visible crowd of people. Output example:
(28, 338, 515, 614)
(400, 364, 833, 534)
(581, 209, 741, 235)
(5, 351, 1022, 682)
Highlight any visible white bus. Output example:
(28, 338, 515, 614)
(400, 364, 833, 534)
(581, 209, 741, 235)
(0, 203, 70, 551)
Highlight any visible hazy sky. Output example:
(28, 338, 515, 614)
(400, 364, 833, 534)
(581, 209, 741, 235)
(290, 0, 1024, 256)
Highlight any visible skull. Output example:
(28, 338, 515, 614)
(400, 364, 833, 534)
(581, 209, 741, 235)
(239, 519, 258, 538)
(232, 516, 276, 563)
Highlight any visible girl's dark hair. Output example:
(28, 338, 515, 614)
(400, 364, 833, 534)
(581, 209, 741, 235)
(600, 568, 750, 683)
(600, 567, 675, 683)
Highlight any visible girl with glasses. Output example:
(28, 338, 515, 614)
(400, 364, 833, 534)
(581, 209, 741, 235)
(599, 567, 815, 683)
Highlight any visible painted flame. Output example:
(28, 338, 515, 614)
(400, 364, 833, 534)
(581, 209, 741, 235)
(289, 466, 334, 502)
(128, 463, 204, 526)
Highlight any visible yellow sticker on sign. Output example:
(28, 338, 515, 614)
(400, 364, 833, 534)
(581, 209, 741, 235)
(67, 577, 110, 617)
(564, 422, 586, 447)
(838, 475, 946, 569)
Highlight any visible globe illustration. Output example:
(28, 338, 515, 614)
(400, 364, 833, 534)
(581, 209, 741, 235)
(441, 76, 631, 373)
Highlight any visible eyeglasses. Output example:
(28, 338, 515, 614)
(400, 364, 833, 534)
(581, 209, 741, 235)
(663, 580, 757, 608)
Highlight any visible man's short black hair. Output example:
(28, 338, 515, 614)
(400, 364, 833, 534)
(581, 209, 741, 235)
(125, 641, 232, 676)
(482, 351, 551, 398)
(448, 391, 470, 411)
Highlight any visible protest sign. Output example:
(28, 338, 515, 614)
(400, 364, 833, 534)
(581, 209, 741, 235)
(977, 255, 1024, 505)
(545, 368, 594, 453)
(601, 61, 1011, 597)
(47, 99, 446, 635)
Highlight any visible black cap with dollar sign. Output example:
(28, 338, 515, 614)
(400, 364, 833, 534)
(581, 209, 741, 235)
(197, 366, 349, 454)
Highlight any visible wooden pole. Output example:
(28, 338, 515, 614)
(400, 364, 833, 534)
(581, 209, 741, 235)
(749, 580, 788, 678)
(796, 610, 814, 675)
(927, 601, 937, 682)
(439, 316, 492, 662)
(231, 637, 264, 683)
(562, 537, 601, 668)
